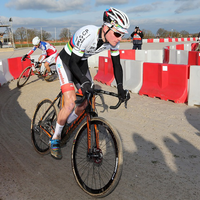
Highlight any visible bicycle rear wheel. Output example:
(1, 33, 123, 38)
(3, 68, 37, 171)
(71, 117, 123, 197)
(31, 99, 57, 154)
(17, 66, 32, 88)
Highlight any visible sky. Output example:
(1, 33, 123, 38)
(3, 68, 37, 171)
(0, 0, 200, 39)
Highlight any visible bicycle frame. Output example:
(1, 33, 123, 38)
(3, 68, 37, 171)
(37, 89, 129, 156)
(37, 90, 100, 156)
(61, 93, 99, 155)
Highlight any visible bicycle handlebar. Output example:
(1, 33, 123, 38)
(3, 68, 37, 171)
(75, 89, 130, 109)
(22, 57, 45, 64)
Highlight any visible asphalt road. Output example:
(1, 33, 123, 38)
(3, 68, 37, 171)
(1, 41, 200, 200)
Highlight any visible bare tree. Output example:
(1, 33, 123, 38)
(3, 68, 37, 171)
(14, 27, 26, 42)
(156, 28, 169, 38)
(142, 29, 154, 39)
(180, 30, 189, 38)
(59, 28, 71, 41)
(41, 30, 51, 41)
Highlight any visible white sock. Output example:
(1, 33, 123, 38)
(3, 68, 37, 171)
(67, 110, 78, 124)
(52, 123, 64, 140)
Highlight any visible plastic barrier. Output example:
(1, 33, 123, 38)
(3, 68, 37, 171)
(197, 52, 200, 65)
(139, 63, 189, 103)
(188, 65, 200, 106)
(169, 49, 188, 65)
(0, 59, 13, 86)
(135, 50, 163, 63)
(177, 50, 188, 64)
(108, 49, 135, 60)
(163, 48, 169, 63)
(7, 57, 23, 79)
(119, 49, 135, 60)
(88, 51, 108, 68)
(184, 43, 191, 51)
(135, 50, 148, 62)
(111, 59, 143, 93)
(22, 57, 31, 70)
(188, 51, 198, 65)
(123, 60, 143, 93)
(176, 44, 184, 50)
(191, 43, 198, 51)
(168, 49, 177, 64)
(146, 50, 163, 63)
(93, 56, 114, 85)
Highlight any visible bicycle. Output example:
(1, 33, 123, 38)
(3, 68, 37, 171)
(17, 58, 58, 88)
(31, 88, 130, 197)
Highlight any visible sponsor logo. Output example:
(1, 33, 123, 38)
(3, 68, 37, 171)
(58, 68, 65, 85)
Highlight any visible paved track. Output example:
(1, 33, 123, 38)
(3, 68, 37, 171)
(1, 42, 200, 200)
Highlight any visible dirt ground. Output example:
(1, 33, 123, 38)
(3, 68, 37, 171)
(0, 66, 200, 200)
(1, 42, 200, 200)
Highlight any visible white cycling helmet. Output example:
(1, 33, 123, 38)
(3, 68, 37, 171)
(103, 7, 130, 33)
(32, 36, 40, 46)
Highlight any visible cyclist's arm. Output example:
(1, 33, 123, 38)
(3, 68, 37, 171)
(111, 54, 123, 86)
(27, 46, 37, 56)
(69, 52, 85, 82)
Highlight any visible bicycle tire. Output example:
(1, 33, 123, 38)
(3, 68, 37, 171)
(71, 117, 123, 197)
(31, 99, 57, 154)
(17, 66, 32, 88)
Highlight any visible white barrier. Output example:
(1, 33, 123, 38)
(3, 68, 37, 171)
(123, 60, 143, 93)
(135, 50, 163, 63)
(184, 43, 191, 51)
(88, 51, 108, 68)
(146, 50, 163, 63)
(188, 65, 200, 106)
(111, 59, 143, 93)
(176, 50, 188, 64)
(169, 49, 189, 64)
(0, 59, 13, 85)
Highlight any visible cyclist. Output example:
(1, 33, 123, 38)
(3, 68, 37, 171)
(50, 7, 130, 159)
(22, 36, 58, 80)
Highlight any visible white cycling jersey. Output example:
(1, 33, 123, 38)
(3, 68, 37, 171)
(64, 25, 120, 60)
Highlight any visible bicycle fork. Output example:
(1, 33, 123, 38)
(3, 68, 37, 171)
(87, 114, 103, 164)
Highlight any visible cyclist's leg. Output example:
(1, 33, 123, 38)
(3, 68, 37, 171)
(73, 60, 93, 116)
(50, 56, 76, 159)
(45, 53, 57, 73)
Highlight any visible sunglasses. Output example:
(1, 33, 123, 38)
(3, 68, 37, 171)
(110, 28, 125, 38)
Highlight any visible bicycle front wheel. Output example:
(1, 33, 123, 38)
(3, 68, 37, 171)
(31, 99, 57, 154)
(71, 117, 123, 197)
(17, 66, 32, 88)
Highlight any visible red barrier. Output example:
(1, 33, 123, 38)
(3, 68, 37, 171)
(22, 58, 31, 70)
(197, 52, 200, 65)
(191, 43, 198, 51)
(94, 57, 114, 85)
(7, 57, 32, 79)
(7, 57, 23, 79)
(163, 48, 169, 63)
(159, 38, 164, 42)
(188, 51, 198, 65)
(108, 49, 136, 60)
(176, 44, 184, 50)
(119, 49, 135, 60)
(139, 63, 189, 103)
(147, 39, 153, 43)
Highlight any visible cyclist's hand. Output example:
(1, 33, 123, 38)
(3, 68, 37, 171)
(21, 54, 28, 61)
(80, 76, 94, 96)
